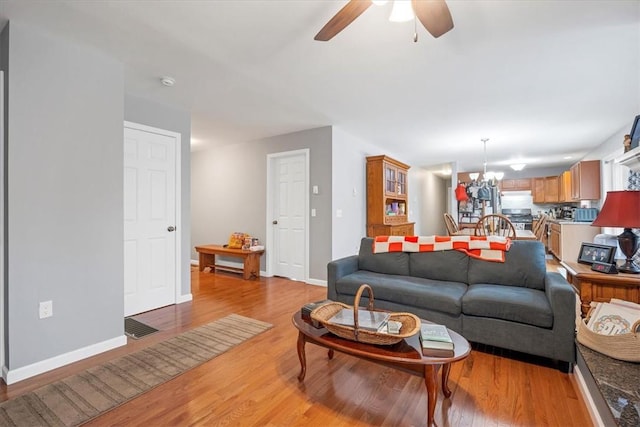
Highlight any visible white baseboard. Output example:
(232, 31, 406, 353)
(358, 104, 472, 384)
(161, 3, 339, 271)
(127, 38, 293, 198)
(305, 278, 327, 287)
(177, 293, 192, 304)
(192, 258, 325, 286)
(3, 335, 127, 385)
(574, 365, 606, 427)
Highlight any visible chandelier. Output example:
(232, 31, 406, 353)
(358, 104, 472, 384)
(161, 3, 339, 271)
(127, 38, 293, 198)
(467, 138, 503, 201)
(469, 138, 504, 184)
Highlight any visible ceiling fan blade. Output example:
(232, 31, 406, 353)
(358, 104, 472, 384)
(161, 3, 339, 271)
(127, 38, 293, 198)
(411, 0, 454, 38)
(314, 0, 373, 41)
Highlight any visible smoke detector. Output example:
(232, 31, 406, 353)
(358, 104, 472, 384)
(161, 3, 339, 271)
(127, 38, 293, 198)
(160, 76, 175, 87)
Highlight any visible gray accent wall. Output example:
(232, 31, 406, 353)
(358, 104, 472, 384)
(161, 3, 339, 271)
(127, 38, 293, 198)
(124, 94, 191, 297)
(191, 127, 331, 281)
(415, 170, 448, 236)
(2, 22, 124, 369)
(331, 127, 378, 258)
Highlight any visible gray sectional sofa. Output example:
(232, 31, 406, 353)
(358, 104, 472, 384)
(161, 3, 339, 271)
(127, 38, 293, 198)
(327, 237, 576, 369)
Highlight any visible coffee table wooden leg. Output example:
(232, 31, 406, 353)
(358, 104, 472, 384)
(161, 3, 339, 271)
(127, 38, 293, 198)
(328, 349, 334, 359)
(441, 363, 452, 398)
(296, 331, 307, 381)
(424, 365, 439, 427)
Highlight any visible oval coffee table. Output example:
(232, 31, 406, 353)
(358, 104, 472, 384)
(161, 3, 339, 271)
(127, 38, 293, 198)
(292, 312, 471, 427)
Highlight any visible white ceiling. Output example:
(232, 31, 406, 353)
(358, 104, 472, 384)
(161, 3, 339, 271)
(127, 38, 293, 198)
(1, 1, 639, 173)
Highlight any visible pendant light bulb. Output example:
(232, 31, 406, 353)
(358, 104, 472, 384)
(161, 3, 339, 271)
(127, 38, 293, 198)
(389, 0, 414, 22)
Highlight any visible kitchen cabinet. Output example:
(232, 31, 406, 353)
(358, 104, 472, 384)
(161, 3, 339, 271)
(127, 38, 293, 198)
(501, 178, 531, 191)
(533, 177, 545, 203)
(544, 176, 559, 203)
(549, 223, 561, 258)
(558, 170, 572, 202)
(570, 160, 601, 200)
(366, 155, 414, 237)
(548, 220, 601, 262)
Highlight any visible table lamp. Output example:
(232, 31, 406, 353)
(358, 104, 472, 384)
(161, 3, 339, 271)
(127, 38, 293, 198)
(591, 190, 640, 273)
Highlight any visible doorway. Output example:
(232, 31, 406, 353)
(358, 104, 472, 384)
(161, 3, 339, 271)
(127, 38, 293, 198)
(123, 121, 181, 316)
(266, 149, 309, 281)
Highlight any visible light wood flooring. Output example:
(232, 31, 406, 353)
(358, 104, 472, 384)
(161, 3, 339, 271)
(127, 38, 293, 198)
(0, 262, 592, 426)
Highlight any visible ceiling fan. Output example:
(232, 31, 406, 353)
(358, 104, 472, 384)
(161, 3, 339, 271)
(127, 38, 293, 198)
(314, 0, 454, 42)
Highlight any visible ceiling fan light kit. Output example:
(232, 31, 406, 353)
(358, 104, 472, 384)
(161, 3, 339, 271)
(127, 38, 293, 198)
(315, 0, 453, 42)
(389, 0, 414, 22)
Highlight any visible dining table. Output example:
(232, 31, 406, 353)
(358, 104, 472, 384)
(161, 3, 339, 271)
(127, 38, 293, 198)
(453, 228, 537, 241)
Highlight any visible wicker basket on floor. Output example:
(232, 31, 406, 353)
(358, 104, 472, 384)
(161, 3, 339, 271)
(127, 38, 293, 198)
(311, 284, 421, 345)
(576, 307, 640, 362)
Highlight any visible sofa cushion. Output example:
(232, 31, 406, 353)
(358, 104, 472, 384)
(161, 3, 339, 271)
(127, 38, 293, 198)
(462, 283, 553, 328)
(409, 250, 469, 283)
(334, 271, 467, 316)
(358, 237, 410, 276)
(467, 240, 546, 290)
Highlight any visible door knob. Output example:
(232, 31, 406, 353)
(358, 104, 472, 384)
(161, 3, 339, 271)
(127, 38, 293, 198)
(167, 226, 176, 232)
(272, 220, 278, 225)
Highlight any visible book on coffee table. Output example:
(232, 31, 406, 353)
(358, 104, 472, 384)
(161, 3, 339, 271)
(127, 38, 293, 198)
(301, 300, 332, 328)
(420, 324, 454, 357)
(328, 308, 390, 332)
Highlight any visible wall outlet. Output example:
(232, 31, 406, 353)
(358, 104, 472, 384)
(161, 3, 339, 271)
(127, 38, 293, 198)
(39, 300, 53, 319)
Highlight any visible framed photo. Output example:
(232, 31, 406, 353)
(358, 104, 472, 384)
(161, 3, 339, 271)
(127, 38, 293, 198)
(630, 114, 640, 150)
(577, 243, 616, 265)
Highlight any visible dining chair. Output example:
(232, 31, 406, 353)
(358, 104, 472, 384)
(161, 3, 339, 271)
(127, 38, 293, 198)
(475, 214, 516, 239)
(443, 213, 459, 235)
(534, 215, 548, 241)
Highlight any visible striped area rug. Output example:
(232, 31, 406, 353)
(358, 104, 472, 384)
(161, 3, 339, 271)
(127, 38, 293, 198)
(0, 314, 272, 426)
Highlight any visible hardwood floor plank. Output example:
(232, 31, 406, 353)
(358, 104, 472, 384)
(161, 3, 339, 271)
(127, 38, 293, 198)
(0, 266, 592, 426)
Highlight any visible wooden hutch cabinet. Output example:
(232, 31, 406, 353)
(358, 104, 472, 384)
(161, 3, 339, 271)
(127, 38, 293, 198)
(366, 155, 414, 236)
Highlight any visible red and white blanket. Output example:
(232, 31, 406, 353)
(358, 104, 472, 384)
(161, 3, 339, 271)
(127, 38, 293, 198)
(373, 235, 512, 262)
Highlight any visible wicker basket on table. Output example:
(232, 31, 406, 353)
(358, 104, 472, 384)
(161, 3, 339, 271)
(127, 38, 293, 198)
(576, 306, 640, 362)
(311, 284, 421, 345)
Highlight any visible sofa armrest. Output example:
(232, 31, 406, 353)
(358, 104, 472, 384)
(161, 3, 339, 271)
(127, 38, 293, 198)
(545, 271, 577, 362)
(327, 255, 359, 300)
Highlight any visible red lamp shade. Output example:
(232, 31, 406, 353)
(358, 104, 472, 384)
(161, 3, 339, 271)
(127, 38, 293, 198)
(592, 190, 640, 273)
(591, 190, 640, 228)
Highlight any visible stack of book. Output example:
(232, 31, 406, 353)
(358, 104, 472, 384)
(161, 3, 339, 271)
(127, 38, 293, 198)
(419, 323, 454, 357)
(301, 300, 332, 328)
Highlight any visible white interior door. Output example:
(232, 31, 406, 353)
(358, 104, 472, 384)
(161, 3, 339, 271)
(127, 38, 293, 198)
(124, 123, 177, 316)
(270, 152, 308, 281)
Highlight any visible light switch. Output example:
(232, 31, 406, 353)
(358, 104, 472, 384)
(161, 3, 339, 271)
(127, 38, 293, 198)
(312, 185, 319, 194)
(336, 209, 343, 218)
(311, 208, 316, 217)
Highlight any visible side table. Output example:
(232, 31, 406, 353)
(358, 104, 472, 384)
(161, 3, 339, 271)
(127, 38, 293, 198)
(561, 261, 640, 317)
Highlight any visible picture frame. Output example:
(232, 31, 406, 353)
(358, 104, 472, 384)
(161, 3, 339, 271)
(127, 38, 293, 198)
(577, 243, 617, 265)
(630, 114, 640, 150)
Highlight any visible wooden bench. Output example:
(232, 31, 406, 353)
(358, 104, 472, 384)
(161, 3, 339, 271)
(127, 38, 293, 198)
(195, 245, 265, 280)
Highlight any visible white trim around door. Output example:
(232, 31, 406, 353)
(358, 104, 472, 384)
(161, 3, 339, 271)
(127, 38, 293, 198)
(123, 121, 182, 313)
(265, 149, 310, 282)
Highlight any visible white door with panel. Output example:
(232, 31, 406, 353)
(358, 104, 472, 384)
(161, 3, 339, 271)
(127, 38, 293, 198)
(124, 123, 177, 316)
(272, 153, 307, 281)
